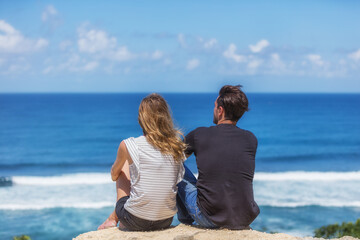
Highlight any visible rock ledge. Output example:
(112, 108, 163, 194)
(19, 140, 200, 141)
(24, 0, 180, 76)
(73, 224, 359, 240)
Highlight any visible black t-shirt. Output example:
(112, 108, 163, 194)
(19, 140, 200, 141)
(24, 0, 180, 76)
(185, 124, 260, 229)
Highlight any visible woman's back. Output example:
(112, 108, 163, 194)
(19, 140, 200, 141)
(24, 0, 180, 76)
(124, 136, 184, 221)
(98, 93, 186, 231)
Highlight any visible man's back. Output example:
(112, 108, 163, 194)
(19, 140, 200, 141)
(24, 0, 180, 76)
(185, 124, 260, 229)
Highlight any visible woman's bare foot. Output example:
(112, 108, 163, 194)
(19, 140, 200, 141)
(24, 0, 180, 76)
(97, 218, 117, 230)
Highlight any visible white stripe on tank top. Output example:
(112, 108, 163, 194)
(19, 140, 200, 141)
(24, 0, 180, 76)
(123, 136, 185, 221)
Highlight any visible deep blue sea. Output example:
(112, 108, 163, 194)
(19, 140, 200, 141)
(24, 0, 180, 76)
(1, 93, 360, 239)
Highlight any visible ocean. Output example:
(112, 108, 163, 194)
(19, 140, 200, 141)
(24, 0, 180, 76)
(0, 93, 359, 239)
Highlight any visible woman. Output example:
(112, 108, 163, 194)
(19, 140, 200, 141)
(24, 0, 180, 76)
(98, 93, 186, 231)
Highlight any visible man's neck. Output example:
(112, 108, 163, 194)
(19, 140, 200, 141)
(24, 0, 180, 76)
(217, 119, 237, 125)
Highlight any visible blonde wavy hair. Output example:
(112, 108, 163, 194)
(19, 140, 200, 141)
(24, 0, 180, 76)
(138, 93, 186, 162)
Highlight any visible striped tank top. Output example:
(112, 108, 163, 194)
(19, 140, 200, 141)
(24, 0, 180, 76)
(123, 136, 185, 221)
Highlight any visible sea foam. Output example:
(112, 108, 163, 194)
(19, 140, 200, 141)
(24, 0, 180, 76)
(11, 173, 112, 186)
(9, 171, 360, 187)
(260, 201, 360, 208)
(0, 202, 114, 210)
(254, 171, 360, 181)
(1, 171, 360, 210)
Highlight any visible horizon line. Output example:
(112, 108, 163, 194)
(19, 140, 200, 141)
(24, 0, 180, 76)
(1, 91, 360, 94)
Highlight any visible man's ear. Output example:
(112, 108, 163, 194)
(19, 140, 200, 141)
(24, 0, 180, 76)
(218, 106, 225, 117)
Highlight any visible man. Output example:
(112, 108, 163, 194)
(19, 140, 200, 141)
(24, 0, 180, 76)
(176, 85, 260, 230)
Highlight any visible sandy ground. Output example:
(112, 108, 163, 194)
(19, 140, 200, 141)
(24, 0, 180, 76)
(73, 224, 360, 240)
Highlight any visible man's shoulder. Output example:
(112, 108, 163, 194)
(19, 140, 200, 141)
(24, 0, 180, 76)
(243, 129, 257, 139)
(241, 129, 258, 147)
(195, 126, 212, 132)
(189, 126, 256, 135)
(186, 126, 210, 135)
(188, 126, 257, 141)
(223, 126, 258, 147)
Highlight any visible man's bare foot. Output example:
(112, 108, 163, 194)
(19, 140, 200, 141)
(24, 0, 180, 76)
(97, 218, 117, 230)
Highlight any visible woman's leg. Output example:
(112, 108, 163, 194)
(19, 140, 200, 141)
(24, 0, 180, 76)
(98, 161, 131, 230)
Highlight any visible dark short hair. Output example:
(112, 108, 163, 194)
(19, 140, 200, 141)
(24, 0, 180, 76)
(216, 85, 249, 122)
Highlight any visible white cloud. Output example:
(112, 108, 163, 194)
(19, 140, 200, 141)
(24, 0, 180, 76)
(186, 58, 200, 70)
(83, 61, 98, 71)
(178, 34, 186, 48)
(246, 57, 263, 74)
(41, 5, 62, 31)
(223, 44, 246, 63)
(7, 64, 30, 73)
(151, 50, 163, 60)
(78, 27, 116, 53)
(349, 49, 360, 61)
(35, 39, 48, 49)
(270, 53, 285, 67)
(271, 53, 280, 61)
(203, 38, 217, 49)
(0, 20, 16, 34)
(248, 59, 262, 70)
(42, 5, 58, 22)
(339, 59, 347, 65)
(43, 66, 53, 74)
(0, 20, 48, 53)
(307, 54, 324, 66)
(111, 47, 133, 61)
(1, 57, 31, 75)
(66, 54, 81, 67)
(249, 39, 270, 53)
(269, 53, 286, 72)
(44, 54, 100, 73)
(77, 25, 134, 61)
(59, 40, 72, 51)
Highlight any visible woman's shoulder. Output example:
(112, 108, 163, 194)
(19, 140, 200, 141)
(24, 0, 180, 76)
(124, 135, 145, 143)
(122, 136, 145, 152)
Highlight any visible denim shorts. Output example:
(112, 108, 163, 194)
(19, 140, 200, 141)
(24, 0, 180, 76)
(176, 165, 218, 228)
(115, 196, 173, 231)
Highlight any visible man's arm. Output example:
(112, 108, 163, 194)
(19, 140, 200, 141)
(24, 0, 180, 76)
(111, 140, 133, 181)
(184, 129, 196, 158)
(246, 130, 258, 155)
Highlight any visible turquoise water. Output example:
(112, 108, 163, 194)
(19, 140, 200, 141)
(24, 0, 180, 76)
(1, 93, 360, 239)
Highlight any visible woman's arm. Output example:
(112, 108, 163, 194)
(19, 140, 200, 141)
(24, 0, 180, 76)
(111, 140, 133, 181)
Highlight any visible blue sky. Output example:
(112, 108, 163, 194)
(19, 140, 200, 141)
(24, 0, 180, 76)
(0, 0, 360, 93)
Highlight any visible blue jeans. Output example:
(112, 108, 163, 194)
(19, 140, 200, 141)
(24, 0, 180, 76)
(176, 164, 218, 228)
